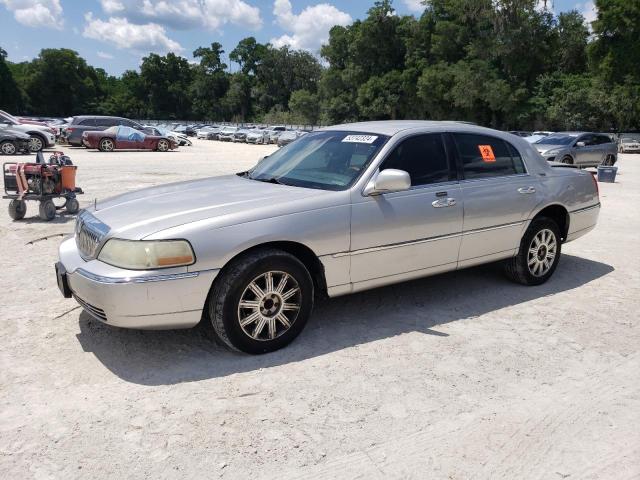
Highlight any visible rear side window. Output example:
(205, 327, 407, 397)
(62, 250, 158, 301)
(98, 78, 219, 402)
(454, 134, 525, 179)
(78, 118, 95, 126)
(381, 133, 452, 186)
(95, 118, 118, 127)
(595, 135, 612, 145)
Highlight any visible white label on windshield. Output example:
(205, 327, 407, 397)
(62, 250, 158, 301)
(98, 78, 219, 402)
(342, 135, 378, 144)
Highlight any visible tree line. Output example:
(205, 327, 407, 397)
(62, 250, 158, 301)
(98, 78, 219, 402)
(1, 0, 638, 131)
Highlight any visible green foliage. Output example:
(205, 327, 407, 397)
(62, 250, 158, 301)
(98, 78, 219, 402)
(0, 0, 638, 130)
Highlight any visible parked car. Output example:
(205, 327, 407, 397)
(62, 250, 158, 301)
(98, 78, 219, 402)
(196, 126, 220, 140)
(618, 135, 640, 153)
(524, 131, 554, 143)
(533, 132, 617, 167)
(508, 131, 532, 137)
(276, 130, 305, 147)
(62, 116, 146, 147)
(56, 121, 600, 354)
(245, 129, 269, 144)
(233, 128, 251, 143)
(81, 126, 176, 152)
(0, 110, 56, 152)
(144, 125, 191, 146)
(269, 129, 285, 144)
(0, 128, 31, 155)
(218, 126, 238, 142)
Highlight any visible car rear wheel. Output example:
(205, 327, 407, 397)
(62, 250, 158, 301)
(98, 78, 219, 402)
(8, 200, 26, 220)
(28, 134, 44, 152)
(99, 138, 114, 152)
(504, 217, 562, 286)
(0, 140, 17, 155)
(157, 139, 170, 152)
(208, 249, 314, 354)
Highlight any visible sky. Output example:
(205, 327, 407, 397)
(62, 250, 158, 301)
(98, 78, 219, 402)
(0, 0, 597, 76)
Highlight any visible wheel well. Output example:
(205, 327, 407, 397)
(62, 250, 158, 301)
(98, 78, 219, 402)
(224, 241, 328, 297)
(534, 205, 569, 241)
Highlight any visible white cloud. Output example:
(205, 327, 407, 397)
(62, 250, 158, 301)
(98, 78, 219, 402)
(97, 51, 114, 59)
(98, 0, 262, 31)
(270, 0, 351, 52)
(402, 0, 424, 13)
(83, 12, 183, 53)
(0, 0, 63, 29)
(576, 1, 597, 24)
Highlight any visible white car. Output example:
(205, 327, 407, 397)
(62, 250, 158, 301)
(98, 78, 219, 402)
(619, 136, 640, 153)
(0, 110, 56, 152)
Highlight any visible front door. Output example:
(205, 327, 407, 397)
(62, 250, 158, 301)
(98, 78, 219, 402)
(349, 133, 463, 284)
(452, 133, 542, 266)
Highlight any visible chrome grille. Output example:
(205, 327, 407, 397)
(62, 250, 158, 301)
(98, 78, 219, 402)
(75, 210, 110, 260)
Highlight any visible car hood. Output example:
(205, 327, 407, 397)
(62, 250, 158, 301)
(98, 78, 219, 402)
(1, 128, 31, 140)
(88, 174, 334, 240)
(534, 143, 565, 153)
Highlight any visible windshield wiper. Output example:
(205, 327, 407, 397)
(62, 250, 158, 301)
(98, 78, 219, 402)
(254, 176, 286, 185)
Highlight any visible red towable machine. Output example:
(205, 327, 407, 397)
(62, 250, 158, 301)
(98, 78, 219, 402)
(3, 151, 83, 221)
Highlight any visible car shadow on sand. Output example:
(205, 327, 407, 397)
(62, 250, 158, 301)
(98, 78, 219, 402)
(75, 254, 613, 386)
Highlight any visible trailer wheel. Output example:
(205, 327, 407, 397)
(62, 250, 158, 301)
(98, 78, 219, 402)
(8, 200, 27, 220)
(65, 198, 80, 214)
(39, 200, 56, 221)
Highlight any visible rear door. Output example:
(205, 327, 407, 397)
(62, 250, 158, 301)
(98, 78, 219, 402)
(453, 133, 542, 267)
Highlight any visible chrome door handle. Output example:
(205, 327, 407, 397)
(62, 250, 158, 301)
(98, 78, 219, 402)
(518, 186, 536, 194)
(432, 198, 457, 208)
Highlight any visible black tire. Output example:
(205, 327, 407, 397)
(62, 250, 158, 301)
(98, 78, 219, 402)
(561, 155, 573, 165)
(99, 138, 114, 152)
(8, 199, 26, 220)
(504, 217, 562, 286)
(38, 199, 56, 221)
(208, 249, 314, 354)
(28, 134, 45, 152)
(0, 140, 17, 155)
(65, 197, 80, 214)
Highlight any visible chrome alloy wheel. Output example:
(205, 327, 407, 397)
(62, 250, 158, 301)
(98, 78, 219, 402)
(528, 228, 557, 277)
(237, 271, 301, 341)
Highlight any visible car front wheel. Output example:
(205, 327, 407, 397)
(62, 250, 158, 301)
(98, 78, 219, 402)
(28, 134, 44, 152)
(208, 249, 314, 354)
(157, 139, 170, 152)
(504, 217, 562, 286)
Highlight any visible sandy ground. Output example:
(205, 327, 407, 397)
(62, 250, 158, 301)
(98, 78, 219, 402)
(0, 139, 638, 479)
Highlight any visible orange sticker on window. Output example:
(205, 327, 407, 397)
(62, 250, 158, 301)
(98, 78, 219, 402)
(478, 145, 496, 162)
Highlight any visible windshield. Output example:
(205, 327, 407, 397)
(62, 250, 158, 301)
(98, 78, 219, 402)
(535, 134, 578, 145)
(246, 130, 388, 191)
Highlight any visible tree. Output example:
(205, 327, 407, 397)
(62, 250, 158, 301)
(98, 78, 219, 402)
(139, 53, 194, 119)
(190, 43, 229, 119)
(0, 47, 24, 112)
(288, 89, 319, 124)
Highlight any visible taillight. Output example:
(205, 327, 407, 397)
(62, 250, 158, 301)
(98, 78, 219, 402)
(591, 172, 599, 198)
(66, 128, 74, 133)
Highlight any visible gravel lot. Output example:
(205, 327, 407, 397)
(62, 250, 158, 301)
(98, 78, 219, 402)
(1, 140, 638, 479)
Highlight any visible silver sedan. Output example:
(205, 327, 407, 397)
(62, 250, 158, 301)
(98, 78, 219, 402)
(534, 132, 617, 167)
(56, 121, 601, 353)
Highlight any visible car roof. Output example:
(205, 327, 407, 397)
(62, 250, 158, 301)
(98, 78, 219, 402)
(322, 120, 506, 136)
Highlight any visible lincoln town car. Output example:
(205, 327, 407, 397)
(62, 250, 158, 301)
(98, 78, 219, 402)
(56, 121, 600, 353)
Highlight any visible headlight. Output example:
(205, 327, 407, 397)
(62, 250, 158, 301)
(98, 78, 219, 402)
(98, 239, 195, 270)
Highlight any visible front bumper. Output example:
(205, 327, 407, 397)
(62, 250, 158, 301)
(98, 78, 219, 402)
(57, 237, 219, 329)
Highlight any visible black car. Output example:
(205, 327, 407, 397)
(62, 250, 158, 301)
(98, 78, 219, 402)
(62, 116, 146, 147)
(0, 128, 31, 155)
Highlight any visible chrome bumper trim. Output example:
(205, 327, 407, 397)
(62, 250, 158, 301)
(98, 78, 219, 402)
(569, 203, 601, 214)
(75, 268, 201, 284)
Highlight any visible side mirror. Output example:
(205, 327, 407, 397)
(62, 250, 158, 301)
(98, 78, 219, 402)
(364, 169, 411, 196)
(576, 141, 586, 148)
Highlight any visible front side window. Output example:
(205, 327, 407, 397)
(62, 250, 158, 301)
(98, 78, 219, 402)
(454, 133, 525, 179)
(380, 133, 452, 186)
(247, 130, 388, 190)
